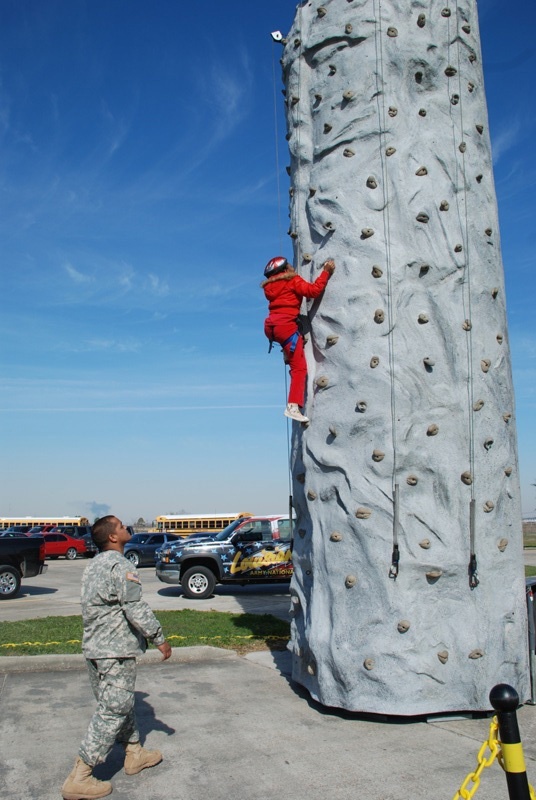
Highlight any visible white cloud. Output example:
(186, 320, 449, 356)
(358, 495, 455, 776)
(491, 118, 522, 165)
(64, 262, 92, 283)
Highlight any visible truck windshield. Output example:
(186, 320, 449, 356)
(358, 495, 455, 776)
(214, 518, 246, 542)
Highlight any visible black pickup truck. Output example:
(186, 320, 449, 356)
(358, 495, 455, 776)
(0, 536, 48, 599)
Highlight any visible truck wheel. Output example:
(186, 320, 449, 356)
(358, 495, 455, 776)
(0, 566, 22, 599)
(65, 548, 77, 560)
(125, 551, 140, 567)
(181, 566, 215, 599)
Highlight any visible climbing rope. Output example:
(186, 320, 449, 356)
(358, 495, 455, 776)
(373, 0, 400, 579)
(272, 37, 285, 254)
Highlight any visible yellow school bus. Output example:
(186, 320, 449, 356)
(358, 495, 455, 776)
(155, 512, 253, 536)
(0, 516, 90, 530)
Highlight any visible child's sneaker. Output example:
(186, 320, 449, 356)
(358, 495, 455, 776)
(284, 404, 309, 423)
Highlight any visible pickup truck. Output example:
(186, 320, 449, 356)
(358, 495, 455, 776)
(0, 536, 48, 599)
(155, 515, 293, 599)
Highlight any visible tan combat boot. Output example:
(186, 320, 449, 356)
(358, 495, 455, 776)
(123, 741, 162, 775)
(61, 756, 112, 799)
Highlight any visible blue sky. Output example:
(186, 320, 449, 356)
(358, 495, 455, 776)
(0, 0, 535, 524)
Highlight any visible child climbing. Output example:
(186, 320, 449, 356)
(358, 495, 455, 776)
(262, 256, 335, 423)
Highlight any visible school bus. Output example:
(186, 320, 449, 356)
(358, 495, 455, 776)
(155, 512, 253, 536)
(0, 516, 90, 530)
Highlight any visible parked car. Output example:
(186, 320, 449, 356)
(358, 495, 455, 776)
(28, 525, 57, 534)
(51, 526, 97, 557)
(0, 531, 30, 538)
(124, 533, 182, 567)
(2, 526, 33, 534)
(0, 536, 47, 598)
(156, 515, 293, 599)
(30, 532, 87, 560)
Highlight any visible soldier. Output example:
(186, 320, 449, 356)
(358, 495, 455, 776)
(62, 516, 172, 800)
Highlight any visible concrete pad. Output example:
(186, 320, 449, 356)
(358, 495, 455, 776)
(1, 647, 534, 800)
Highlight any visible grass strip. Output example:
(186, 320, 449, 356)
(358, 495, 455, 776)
(0, 609, 290, 657)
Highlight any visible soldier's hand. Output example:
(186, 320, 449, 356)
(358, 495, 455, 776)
(322, 259, 335, 275)
(157, 641, 172, 661)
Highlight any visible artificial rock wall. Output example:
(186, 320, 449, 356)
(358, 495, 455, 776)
(282, 0, 529, 714)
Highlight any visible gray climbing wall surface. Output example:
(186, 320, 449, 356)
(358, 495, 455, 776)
(281, 0, 529, 714)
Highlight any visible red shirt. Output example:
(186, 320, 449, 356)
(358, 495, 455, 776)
(262, 269, 330, 325)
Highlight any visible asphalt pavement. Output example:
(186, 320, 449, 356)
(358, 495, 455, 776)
(0, 556, 535, 799)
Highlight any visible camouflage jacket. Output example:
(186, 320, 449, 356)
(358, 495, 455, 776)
(81, 550, 165, 658)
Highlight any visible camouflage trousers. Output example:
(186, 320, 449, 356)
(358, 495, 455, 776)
(79, 657, 139, 767)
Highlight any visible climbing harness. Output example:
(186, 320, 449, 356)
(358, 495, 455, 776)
(267, 330, 300, 355)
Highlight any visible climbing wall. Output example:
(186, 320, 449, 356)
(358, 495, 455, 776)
(282, 0, 529, 714)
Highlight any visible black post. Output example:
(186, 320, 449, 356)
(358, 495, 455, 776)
(489, 684, 531, 800)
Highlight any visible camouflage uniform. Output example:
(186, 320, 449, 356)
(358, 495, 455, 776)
(78, 551, 165, 767)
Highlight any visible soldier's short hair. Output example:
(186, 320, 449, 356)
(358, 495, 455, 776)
(91, 515, 118, 550)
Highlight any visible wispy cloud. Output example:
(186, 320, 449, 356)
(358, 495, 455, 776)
(491, 118, 522, 165)
(64, 262, 92, 283)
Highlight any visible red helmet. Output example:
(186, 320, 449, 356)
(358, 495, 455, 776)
(264, 256, 289, 278)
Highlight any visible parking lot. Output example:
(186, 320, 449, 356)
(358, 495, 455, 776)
(0, 557, 292, 623)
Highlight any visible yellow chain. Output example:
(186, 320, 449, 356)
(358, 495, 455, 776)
(452, 717, 500, 800)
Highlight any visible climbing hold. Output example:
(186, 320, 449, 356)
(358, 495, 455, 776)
(473, 399, 484, 411)
(330, 532, 343, 542)
(462, 319, 472, 331)
(423, 357, 435, 367)
(459, 142, 467, 153)
(303, 253, 313, 262)
(503, 412, 512, 423)
(286, 166, 291, 175)
(314, 94, 323, 102)
(450, 94, 459, 105)
(326, 335, 339, 346)
(407, 474, 418, 486)
(363, 658, 375, 671)
(388, 106, 398, 117)
(462, 24, 471, 34)
(485, 228, 492, 236)
(290, 96, 300, 106)
(298, 528, 306, 538)
(297, 473, 306, 484)
(484, 438, 494, 451)
(329, 425, 337, 437)
(356, 400, 367, 413)
(418, 108, 427, 117)
(476, 124, 484, 134)
(386, 146, 396, 156)
(417, 13, 426, 27)
(343, 90, 355, 101)
(323, 123, 332, 134)
(372, 265, 383, 278)
(426, 569, 443, 580)
(476, 174, 483, 183)
(469, 649, 484, 660)
(374, 309, 385, 324)
(329, 64, 337, 76)
(441, 7, 451, 16)
(483, 500, 495, 513)
(345, 575, 357, 588)
(419, 539, 431, 549)
(289, 187, 294, 196)
(355, 507, 372, 520)
(481, 359, 491, 373)
(361, 228, 374, 238)
(324, 221, 335, 230)
(496, 333, 503, 344)
(315, 375, 329, 388)
(440, 200, 449, 211)
(343, 148, 355, 157)
(504, 467, 513, 477)
(437, 651, 449, 664)
(427, 424, 439, 436)
(289, 230, 298, 239)
(498, 539, 509, 552)
(445, 66, 457, 77)
(454, 244, 463, 252)
(307, 661, 317, 676)
(317, 6, 327, 17)
(461, 471, 473, 485)
(468, 81, 475, 93)
(415, 167, 428, 176)
(387, 27, 398, 37)
(491, 287, 499, 298)
(309, 187, 317, 197)
(397, 620, 410, 633)
(469, 52, 477, 63)
(307, 490, 317, 501)
(372, 450, 385, 462)
(418, 313, 429, 324)
(416, 213, 429, 223)
(370, 356, 380, 369)
(294, 38, 301, 48)
(419, 265, 430, 276)
(291, 595, 300, 606)
(367, 176, 378, 188)
(345, 23, 353, 34)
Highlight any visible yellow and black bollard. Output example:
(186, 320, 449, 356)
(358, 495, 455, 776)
(489, 684, 531, 800)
